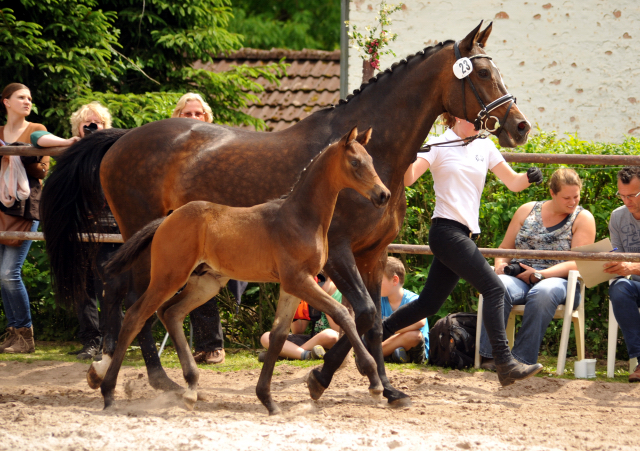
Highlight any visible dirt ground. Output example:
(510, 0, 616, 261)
(0, 357, 639, 451)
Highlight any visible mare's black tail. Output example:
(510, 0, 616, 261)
(105, 217, 165, 276)
(40, 128, 130, 308)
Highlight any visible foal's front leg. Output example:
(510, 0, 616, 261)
(291, 276, 383, 401)
(255, 288, 299, 415)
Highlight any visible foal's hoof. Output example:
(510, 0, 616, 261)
(267, 405, 282, 416)
(87, 365, 103, 390)
(183, 389, 198, 411)
(306, 369, 327, 401)
(103, 394, 115, 410)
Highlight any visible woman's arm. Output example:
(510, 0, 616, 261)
(495, 202, 536, 274)
(404, 157, 430, 186)
(491, 162, 532, 192)
(394, 318, 427, 334)
(34, 134, 81, 148)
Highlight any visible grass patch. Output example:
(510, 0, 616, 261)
(0, 343, 634, 383)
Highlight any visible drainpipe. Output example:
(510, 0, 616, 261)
(340, 0, 349, 99)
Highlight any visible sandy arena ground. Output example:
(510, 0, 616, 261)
(0, 358, 639, 450)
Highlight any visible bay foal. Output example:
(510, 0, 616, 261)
(99, 127, 390, 414)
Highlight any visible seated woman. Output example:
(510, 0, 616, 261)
(479, 168, 596, 369)
(259, 276, 341, 361)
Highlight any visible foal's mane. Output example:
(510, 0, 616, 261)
(279, 140, 337, 200)
(334, 40, 454, 107)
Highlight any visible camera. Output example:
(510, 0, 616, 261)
(83, 122, 98, 135)
(503, 262, 524, 276)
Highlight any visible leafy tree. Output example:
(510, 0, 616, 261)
(229, 0, 340, 51)
(0, 0, 285, 134)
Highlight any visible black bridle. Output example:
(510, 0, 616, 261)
(421, 41, 517, 152)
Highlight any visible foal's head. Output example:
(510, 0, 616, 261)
(334, 126, 390, 208)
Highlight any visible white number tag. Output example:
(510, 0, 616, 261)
(453, 57, 473, 79)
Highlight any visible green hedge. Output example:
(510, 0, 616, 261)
(2, 131, 639, 360)
(400, 131, 640, 360)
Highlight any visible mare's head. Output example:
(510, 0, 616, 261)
(335, 126, 390, 208)
(442, 21, 530, 147)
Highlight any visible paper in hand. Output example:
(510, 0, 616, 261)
(572, 238, 616, 288)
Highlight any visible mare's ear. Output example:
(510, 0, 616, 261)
(477, 22, 492, 48)
(356, 127, 372, 146)
(344, 126, 358, 144)
(459, 21, 483, 52)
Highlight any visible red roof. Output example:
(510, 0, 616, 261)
(195, 48, 341, 131)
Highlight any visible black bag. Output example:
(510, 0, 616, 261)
(428, 312, 477, 369)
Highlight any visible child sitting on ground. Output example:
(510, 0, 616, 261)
(259, 275, 341, 361)
(380, 257, 429, 363)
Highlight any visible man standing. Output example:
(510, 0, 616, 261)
(604, 166, 640, 382)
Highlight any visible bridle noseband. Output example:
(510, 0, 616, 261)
(421, 41, 517, 152)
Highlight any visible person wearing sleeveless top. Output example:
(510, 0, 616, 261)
(0, 83, 48, 354)
(479, 168, 596, 367)
(381, 113, 545, 386)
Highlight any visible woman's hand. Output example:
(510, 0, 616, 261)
(66, 136, 82, 146)
(515, 262, 536, 284)
(495, 262, 508, 275)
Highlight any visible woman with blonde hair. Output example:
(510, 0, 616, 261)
(478, 168, 596, 369)
(171, 93, 213, 123)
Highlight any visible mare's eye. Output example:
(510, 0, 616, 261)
(350, 160, 359, 168)
(478, 69, 490, 78)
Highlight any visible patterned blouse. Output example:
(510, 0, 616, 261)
(514, 201, 584, 270)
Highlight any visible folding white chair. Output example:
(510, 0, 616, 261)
(475, 270, 585, 375)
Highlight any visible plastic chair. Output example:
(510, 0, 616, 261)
(606, 299, 640, 378)
(475, 270, 585, 375)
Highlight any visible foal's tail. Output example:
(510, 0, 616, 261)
(105, 217, 166, 276)
(40, 128, 130, 309)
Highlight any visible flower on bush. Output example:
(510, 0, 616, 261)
(345, 1, 403, 72)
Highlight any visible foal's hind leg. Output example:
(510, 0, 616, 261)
(157, 274, 227, 410)
(255, 288, 299, 416)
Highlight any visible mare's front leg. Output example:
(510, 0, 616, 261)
(292, 276, 382, 400)
(320, 249, 411, 407)
(256, 288, 299, 416)
(157, 274, 227, 410)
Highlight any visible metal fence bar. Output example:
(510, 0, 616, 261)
(387, 244, 640, 262)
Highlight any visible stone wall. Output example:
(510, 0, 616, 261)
(347, 0, 639, 142)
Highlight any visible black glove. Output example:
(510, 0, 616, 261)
(526, 167, 543, 185)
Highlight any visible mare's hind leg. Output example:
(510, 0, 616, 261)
(157, 274, 228, 410)
(288, 275, 382, 401)
(255, 288, 299, 416)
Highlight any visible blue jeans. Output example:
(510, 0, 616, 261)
(608, 278, 640, 359)
(479, 274, 581, 365)
(0, 220, 38, 329)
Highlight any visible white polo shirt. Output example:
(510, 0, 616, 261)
(417, 128, 505, 234)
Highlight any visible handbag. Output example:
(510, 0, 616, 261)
(0, 210, 33, 247)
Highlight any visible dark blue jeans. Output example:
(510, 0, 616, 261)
(383, 221, 512, 364)
(0, 220, 38, 329)
(609, 278, 640, 359)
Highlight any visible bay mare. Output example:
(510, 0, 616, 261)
(41, 22, 531, 407)
(96, 128, 390, 414)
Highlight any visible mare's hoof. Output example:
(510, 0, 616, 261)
(306, 369, 327, 401)
(147, 371, 183, 392)
(183, 389, 197, 411)
(267, 405, 282, 416)
(388, 396, 412, 409)
(103, 395, 115, 410)
(87, 365, 102, 390)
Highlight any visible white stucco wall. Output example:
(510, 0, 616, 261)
(347, 1, 639, 142)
